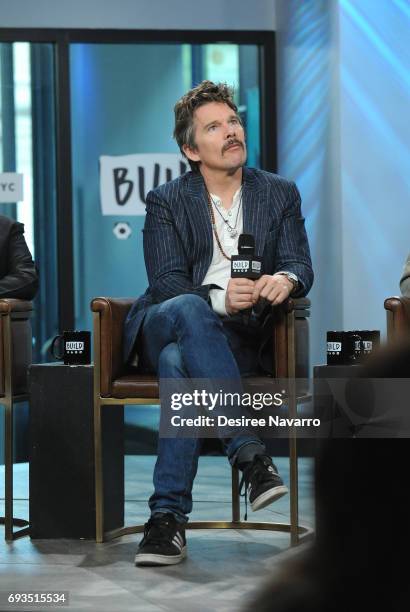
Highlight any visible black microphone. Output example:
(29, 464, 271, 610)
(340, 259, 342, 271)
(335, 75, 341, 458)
(231, 234, 263, 323)
(231, 234, 262, 280)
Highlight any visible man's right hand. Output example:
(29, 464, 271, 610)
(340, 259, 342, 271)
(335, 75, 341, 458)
(225, 278, 255, 315)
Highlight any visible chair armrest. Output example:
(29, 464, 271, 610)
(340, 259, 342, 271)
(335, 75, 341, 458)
(271, 298, 311, 379)
(0, 299, 33, 396)
(0, 298, 33, 315)
(91, 297, 136, 396)
(282, 297, 311, 316)
(384, 296, 410, 339)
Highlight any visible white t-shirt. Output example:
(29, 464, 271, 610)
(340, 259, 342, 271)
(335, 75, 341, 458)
(202, 187, 243, 316)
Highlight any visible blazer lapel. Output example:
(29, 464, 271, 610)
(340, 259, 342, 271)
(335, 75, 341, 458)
(184, 173, 213, 283)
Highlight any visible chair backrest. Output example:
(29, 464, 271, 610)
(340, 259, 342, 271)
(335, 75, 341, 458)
(0, 299, 33, 398)
(91, 297, 135, 397)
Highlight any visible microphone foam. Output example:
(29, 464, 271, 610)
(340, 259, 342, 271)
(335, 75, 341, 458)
(238, 234, 255, 255)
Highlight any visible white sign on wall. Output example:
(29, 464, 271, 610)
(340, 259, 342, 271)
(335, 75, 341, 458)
(99, 153, 188, 216)
(0, 173, 24, 203)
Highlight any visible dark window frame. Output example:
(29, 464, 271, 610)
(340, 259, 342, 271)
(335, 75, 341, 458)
(0, 28, 277, 329)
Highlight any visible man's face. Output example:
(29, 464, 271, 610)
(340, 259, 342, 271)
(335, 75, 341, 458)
(183, 102, 247, 173)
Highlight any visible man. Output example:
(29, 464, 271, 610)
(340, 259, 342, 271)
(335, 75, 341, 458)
(123, 81, 313, 566)
(0, 214, 38, 299)
(400, 253, 410, 297)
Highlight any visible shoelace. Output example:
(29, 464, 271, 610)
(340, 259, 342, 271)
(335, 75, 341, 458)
(143, 516, 176, 546)
(238, 457, 279, 521)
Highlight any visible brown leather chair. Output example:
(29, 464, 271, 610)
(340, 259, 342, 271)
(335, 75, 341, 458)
(384, 297, 410, 339)
(91, 296, 313, 545)
(0, 299, 33, 540)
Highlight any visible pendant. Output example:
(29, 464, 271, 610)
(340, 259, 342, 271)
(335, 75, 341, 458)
(228, 228, 238, 238)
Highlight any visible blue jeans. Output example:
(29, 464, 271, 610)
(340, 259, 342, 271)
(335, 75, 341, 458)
(138, 294, 266, 523)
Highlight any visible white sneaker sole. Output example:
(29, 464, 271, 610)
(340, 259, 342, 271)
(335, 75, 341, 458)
(135, 546, 187, 566)
(251, 485, 289, 511)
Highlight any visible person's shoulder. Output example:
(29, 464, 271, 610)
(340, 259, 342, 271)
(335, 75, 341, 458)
(0, 215, 22, 236)
(149, 171, 192, 201)
(246, 168, 294, 186)
(0, 214, 13, 230)
(246, 167, 296, 190)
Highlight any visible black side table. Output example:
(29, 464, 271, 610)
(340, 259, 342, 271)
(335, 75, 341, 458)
(29, 363, 124, 539)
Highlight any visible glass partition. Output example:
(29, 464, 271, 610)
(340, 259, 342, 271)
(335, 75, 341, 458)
(0, 42, 58, 465)
(70, 42, 261, 331)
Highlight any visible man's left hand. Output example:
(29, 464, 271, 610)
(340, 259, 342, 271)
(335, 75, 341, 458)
(252, 274, 294, 306)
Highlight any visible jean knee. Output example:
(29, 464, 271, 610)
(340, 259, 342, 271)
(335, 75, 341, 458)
(168, 294, 215, 321)
(172, 293, 207, 310)
(158, 342, 186, 377)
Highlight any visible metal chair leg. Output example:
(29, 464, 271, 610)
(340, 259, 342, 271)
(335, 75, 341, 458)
(4, 395, 13, 541)
(287, 310, 300, 546)
(94, 397, 104, 543)
(231, 467, 240, 522)
(93, 310, 105, 543)
(289, 436, 299, 546)
(1, 312, 29, 540)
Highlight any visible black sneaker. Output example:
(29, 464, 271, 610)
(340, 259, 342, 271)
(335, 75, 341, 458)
(134, 512, 187, 566)
(239, 454, 288, 513)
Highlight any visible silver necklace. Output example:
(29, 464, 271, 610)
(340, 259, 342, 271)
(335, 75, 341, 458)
(208, 188, 242, 239)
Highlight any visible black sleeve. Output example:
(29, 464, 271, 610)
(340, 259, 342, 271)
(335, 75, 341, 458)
(0, 222, 39, 300)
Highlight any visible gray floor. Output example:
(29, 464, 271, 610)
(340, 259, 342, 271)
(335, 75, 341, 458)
(0, 456, 315, 612)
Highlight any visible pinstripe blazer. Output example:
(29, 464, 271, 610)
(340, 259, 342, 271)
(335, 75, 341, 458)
(123, 167, 313, 362)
